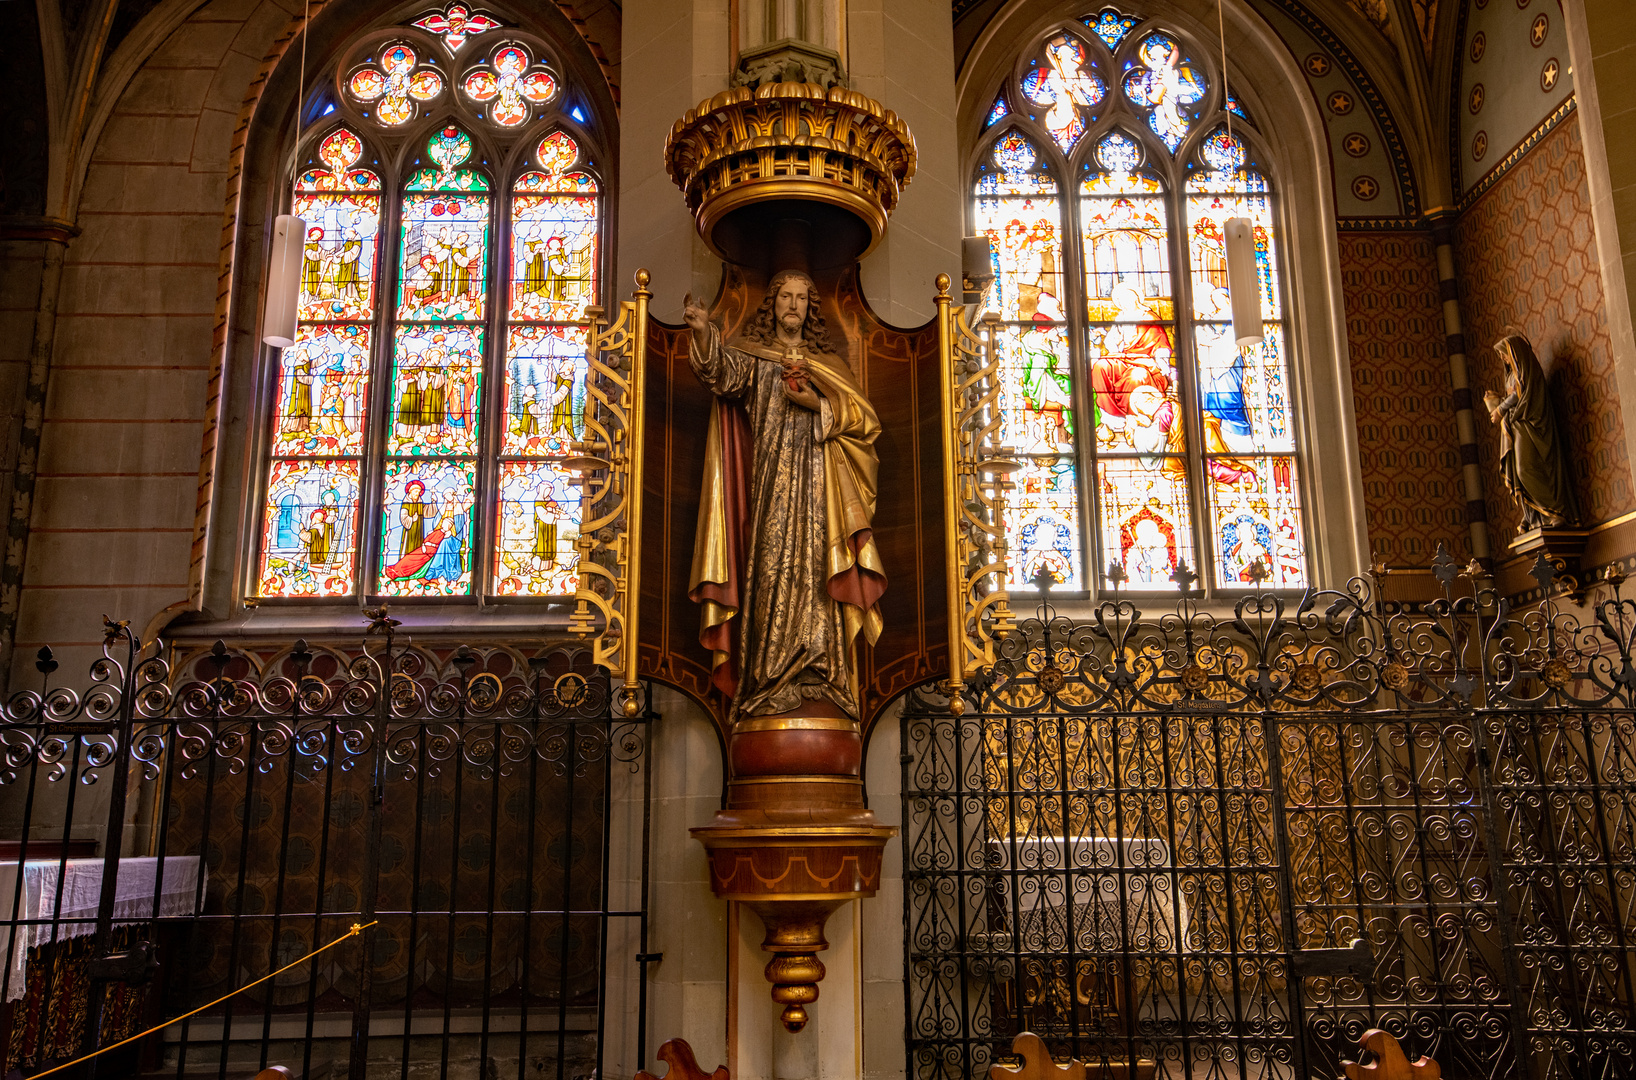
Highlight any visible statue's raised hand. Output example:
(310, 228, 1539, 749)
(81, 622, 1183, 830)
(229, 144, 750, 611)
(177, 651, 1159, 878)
(682, 293, 711, 346)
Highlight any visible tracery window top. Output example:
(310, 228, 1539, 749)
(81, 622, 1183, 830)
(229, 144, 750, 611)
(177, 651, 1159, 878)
(975, 6, 1305, 596)
(462, 43, 557, 126)
(413, 4, 501, 51)
(257, 6, 604, 603)
(994, 9, 1210, 157)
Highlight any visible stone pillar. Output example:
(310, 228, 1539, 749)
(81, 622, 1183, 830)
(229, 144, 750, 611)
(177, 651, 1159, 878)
(1561, 0, 1636, 481)
(849, 0, 962, 326)
(605, 687, 730, 1080)
(1426, 210, 1491, 562)
(618, 0, 731, 322)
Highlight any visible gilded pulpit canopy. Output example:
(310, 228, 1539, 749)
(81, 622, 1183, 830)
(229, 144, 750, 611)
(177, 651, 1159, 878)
(682, 273, 887, 719)
(1483, 331, 1578, 532)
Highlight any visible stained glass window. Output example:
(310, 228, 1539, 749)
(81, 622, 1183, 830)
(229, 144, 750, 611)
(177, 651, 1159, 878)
(462, 43, 557, 126)
(976, 11, 1305, 593)
(413, 4, 501, 52)
(1122, 33, 1208, 152)
(256, 8, 604, 602)
(347, 44, 444, 126)
(495, 131, 599, 596)
(986, 94, 1009, 129)
(1084, 8, 1137, 50)
(1020, 34, 1105, 153)
(258, 128, 380, 597)
(974, 132, 1083, 589)
(1186, 128, 1303, 588)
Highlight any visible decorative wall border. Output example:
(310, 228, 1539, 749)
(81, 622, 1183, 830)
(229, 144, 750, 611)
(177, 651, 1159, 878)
(1336, 215, 1430, 231)
(1446, 0, 1470, 203)
(1455, 96, 1578, 213)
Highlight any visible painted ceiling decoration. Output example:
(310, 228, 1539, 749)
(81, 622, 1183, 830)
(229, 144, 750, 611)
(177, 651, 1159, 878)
(1345, 0, 1391, 35)
(1343, 0, 1440, 61)
(1248, 0, 1421, 227)
(1451, 0, 1576, 203)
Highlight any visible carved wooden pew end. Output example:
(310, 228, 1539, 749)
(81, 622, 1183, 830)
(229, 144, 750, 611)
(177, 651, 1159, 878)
(635, 1038, 731, 1080)
(1341, 1029, 1442, 1080)
(989, 1031, 1157, 1080)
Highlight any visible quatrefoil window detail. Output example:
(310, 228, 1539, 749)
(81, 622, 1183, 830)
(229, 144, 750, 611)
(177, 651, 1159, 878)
(348, 43, 444, 126)
(462, 44, 557, 127)
(412, 4, 502, 52)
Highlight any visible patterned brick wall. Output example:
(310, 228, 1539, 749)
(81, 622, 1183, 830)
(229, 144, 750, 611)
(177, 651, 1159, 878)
(1455, 118, 1634, 539)
(1339, 230, 1469, 563)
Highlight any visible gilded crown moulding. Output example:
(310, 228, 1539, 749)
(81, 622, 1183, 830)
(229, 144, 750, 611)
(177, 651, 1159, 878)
(663, 82, 918, 266)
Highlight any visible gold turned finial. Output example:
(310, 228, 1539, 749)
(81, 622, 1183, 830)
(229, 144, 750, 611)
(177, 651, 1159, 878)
(935, 273, 951, 297)
(636, 267, 651, 291)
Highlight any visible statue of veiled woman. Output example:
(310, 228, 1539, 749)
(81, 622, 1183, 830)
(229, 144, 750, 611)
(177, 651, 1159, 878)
(1483, 331, 1578, 532)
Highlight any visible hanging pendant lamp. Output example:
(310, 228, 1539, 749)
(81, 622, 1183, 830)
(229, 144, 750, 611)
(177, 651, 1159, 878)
(262, 214, 304, 348)
(1216, 0, 1262, 348)
(263, 0, 311, 349)
(1224, 216, 1261, 346)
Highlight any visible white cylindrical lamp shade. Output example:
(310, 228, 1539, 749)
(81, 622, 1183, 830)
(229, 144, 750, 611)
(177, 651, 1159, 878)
(262, 213, 305, 348)
(1223, 216, 1263, 347)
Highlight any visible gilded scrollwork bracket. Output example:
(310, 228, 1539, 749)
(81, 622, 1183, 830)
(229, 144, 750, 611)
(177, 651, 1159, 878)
(936, 274, 1015, 711)
(566, 270, 652, 716)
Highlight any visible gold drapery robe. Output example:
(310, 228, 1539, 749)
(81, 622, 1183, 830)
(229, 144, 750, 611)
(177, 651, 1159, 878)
(688, 326, 886, 718)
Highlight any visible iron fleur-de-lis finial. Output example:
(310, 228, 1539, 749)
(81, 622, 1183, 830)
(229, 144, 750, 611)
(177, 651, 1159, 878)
(1431, 542, 1460, 586)
(1106, 561, 1128, 591)
(1030, 563, 1059, 594)
(1245, 559, 1269, 586)
(1529, 552, 1557, 596)
(101, 615, 130, 646)
(1170, 559, 1198, 595)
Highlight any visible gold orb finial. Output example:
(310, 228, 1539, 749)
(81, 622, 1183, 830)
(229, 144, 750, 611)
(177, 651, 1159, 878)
(935, 272, 951, 295)
(636, 268, 651, 288)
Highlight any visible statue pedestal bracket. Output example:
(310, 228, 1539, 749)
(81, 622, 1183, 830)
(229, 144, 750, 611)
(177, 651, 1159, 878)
(1511, 526, 1591, 600)
(691, 708, 894, 1033)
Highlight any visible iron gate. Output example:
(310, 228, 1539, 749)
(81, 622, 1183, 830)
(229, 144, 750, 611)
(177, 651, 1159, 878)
(0, 611, 652, 1079)
(903, 554, 1636, 1080)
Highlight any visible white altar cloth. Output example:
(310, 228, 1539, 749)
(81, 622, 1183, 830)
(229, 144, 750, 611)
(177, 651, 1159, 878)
(0, 856, 205, 1001)
(981, 837, 1189, 953)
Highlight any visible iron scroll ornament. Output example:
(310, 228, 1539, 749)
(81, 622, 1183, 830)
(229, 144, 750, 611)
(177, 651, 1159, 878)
(904, 547, 1636, 1080)
(965, 547, 1636, 715)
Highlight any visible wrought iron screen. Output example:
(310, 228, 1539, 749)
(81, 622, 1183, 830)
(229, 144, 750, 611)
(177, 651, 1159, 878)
(903, 556, 1636, 1080)
(0, 614, 652, 1080)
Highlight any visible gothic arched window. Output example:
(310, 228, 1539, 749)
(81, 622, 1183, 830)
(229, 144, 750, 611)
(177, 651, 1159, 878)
(256, 8, 605, 601)
(975, 8, 1305, 594)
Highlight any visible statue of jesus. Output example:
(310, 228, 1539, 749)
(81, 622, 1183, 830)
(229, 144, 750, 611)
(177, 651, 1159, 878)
(682, 272, 887, 719)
